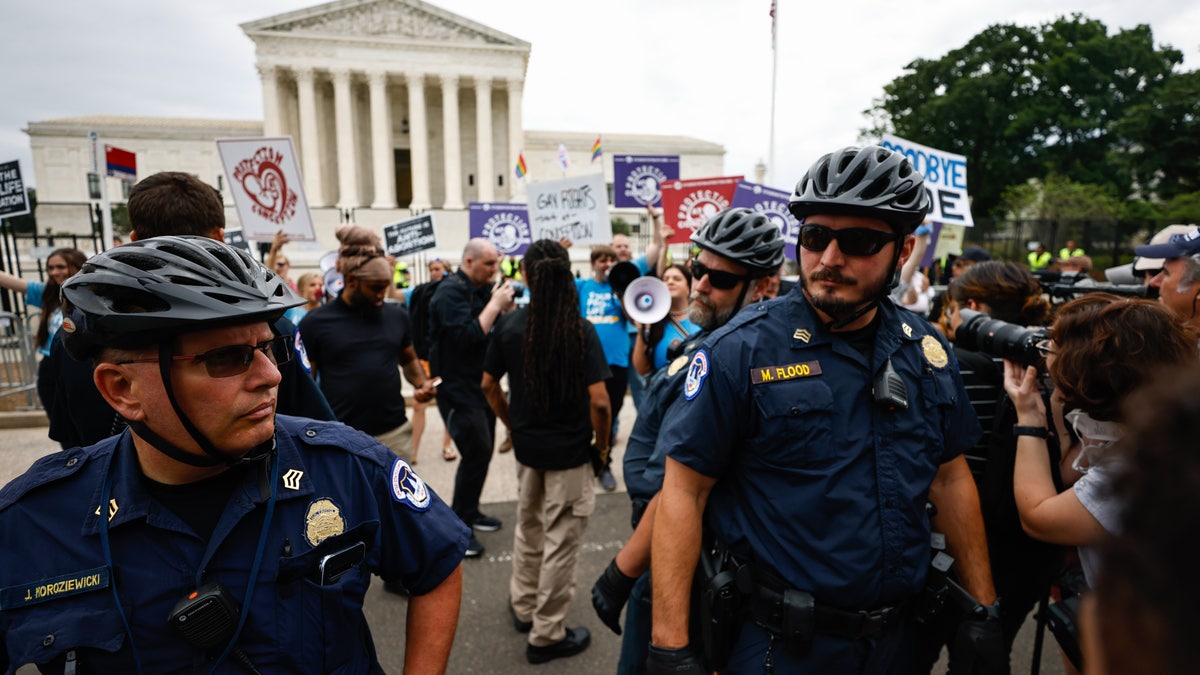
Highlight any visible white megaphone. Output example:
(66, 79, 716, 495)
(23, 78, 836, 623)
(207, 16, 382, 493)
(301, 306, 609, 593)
(623, 276, 671, 325)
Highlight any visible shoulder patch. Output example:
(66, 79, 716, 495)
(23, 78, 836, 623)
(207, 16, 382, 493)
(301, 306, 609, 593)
(389, 458, 432, 512)
(684, 349, 710, 401)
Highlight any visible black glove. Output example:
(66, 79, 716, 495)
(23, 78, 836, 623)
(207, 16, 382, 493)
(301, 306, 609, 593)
(645, 644, 706, 675)
(948, 617, 1008, 675)
(591, 557, 637, 635)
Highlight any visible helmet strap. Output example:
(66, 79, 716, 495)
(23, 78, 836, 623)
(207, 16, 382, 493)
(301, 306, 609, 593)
(152, 339, 244, 467)
(824, 239, 905, 331)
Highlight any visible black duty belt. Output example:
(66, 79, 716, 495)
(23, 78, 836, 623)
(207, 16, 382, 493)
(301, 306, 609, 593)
(745, 568, 906, 642)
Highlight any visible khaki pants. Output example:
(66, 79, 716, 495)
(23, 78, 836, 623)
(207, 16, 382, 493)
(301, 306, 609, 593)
(373, 419, 414, 464)
(509, 461, 595, 646)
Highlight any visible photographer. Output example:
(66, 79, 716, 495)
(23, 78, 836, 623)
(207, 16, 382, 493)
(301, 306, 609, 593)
(918, 262, 1055, 673)
(1002, 295, 1196, 589)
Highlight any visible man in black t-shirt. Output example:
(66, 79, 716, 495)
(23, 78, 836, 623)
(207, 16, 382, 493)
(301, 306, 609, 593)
(482, 240, 611, 665)
(300, 251, 435, 463)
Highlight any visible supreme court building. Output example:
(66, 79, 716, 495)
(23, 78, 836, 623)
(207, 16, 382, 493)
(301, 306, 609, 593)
(25, 0, 726, 258)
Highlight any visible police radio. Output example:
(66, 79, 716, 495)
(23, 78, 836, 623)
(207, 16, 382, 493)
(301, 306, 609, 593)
(169, 582, 263, 675)
(623, 277, 671, 325)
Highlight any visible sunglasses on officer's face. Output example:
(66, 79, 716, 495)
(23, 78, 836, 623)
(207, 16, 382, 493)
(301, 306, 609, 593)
(116, 335, 293, 378)
(799, 224, 900, 257)
(689, 259, 748, 291)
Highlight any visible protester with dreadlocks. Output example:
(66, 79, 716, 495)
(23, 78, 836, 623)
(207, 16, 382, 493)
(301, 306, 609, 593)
(482, 239, 612, 665)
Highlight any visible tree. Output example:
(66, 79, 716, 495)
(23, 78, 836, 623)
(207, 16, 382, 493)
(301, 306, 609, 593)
(865, 15, 1184, 219)
(1110, 70, 1200, 202)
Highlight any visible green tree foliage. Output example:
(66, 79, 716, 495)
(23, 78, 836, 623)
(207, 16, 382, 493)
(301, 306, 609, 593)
(610, 217, 632, 236)
(866, 15, 1185, 219)
(1163, 191, 1200, 223)
(1110, 70, 1200, 202)
(1000, 175, 1120, 222)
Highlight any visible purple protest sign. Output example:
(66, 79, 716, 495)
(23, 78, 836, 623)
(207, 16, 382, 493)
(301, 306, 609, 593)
(731, 181, 799, 260)
(613, 155, 680, 208)
(469, 202, 532, 255)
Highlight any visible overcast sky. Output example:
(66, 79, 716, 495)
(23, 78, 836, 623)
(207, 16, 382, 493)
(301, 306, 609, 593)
(5, 0, 1198, 195)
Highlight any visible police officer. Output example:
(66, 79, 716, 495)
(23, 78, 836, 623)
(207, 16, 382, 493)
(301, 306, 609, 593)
(0, 237, 468, 673)
(647, 146, 1000, 673)
(591, 208, 785, 673)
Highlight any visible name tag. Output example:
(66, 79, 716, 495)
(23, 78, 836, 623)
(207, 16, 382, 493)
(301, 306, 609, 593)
(1, 566, 111, 610)
(750, 361, 822, 384)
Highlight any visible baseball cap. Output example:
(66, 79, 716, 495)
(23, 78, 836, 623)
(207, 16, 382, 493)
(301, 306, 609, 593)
(1133, 224, 1200, 270)
(958, 246, 992, 262)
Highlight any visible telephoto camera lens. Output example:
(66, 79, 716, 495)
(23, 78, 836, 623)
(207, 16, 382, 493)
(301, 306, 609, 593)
(955, 309, 1047, 368)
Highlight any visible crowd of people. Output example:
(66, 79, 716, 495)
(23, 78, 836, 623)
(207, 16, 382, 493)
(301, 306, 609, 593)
(0, 145, 1197, 675)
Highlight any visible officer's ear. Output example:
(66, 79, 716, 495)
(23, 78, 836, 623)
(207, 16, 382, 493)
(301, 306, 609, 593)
(749, 276, 773, 303)
(895, 235, 916, 270)
(93, 361, 150, 423)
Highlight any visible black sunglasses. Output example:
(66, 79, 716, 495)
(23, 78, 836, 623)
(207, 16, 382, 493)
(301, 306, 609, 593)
(690, 259, 748, 291)
(799, 224, 900, 257)
(117, 335, 293, 378)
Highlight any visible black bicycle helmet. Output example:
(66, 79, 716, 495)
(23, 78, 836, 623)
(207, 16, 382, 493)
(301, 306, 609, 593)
(690, 208, 786, 277)
(789, 145, 930, 233)
(61, 235, 302, 360)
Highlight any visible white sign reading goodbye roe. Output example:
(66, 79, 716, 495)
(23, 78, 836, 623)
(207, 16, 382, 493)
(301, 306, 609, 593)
(881, 134, 974, 227)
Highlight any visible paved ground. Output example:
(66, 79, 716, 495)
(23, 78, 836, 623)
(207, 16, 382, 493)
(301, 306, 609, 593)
(1, 402, 1065, 674)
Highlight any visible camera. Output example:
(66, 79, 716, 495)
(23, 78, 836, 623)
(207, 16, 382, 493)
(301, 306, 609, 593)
(955, 309, 1047, 368)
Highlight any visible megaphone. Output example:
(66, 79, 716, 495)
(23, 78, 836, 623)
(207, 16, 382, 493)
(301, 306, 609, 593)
(623, 276, 671, 325)
(608, 261, 642, 297)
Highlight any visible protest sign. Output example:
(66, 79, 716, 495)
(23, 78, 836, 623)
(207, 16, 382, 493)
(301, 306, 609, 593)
(217, 137, 315, 241)
(383, 214, 437, 257)
(222, 228, 252, 252)
(526, 174, 611, 246)
(731, 180, 799, 259)
(660, 176, 742, 244)
(0, 161, 30, 218)
(613, 155, 680, 208)
(881, 134, 973, 226)
(469, 202, 533, 255)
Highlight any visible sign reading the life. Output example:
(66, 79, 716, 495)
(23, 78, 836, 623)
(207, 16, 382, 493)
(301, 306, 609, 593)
(217, 136, 316, 242)
(383, 214, 438, 257)
(0, 160, 30, 218)
(526, 173, 611, 246)
(881, 134, 974, 226)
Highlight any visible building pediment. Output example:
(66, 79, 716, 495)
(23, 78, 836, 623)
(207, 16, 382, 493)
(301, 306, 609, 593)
(241, 0, 529, 49)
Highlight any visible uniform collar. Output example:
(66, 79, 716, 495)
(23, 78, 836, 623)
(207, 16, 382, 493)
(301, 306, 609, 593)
(786, 292, 925, 364)
(82, 424, 315, 537)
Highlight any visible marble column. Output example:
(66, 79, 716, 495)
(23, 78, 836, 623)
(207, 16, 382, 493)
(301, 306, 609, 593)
(332, 68, 359, 209)
(406, 73, 432, 212)
(474, 77, 494, 202)
(440, 74, 464, 210)
(295, 68, 325, 206)
(258, 64, 282, 137)
(368, 71, 397, 209)
(506, 78, 524, 201)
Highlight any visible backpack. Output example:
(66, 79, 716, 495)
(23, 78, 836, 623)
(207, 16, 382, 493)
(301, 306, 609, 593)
(408, 279, 441, 360)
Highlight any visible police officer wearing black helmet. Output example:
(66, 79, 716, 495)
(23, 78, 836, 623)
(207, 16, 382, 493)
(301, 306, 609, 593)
(591, 207, 786, 672)
(647, 146, 1000, 673)
(0, 237, 467, 673)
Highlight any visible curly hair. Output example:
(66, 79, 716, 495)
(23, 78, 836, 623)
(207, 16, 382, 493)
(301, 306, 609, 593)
(1095, 368, 1200, 674)
(36, 248, 87, 349)
(1048, 294, 1197, 421)
(948, 261, 1051, 326)
(522, 239, 587, 416)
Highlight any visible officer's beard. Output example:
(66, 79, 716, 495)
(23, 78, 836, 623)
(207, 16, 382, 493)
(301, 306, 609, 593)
(689, 292, 738, 332)
(801, 267, 889, 324)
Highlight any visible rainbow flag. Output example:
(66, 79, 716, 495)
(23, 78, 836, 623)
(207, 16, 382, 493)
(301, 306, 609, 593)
(591, 136, 603, 163)
(515, 153, 527, 179)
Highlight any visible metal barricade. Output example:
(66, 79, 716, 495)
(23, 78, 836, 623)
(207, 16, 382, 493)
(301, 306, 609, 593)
(0, 310, 40, 409)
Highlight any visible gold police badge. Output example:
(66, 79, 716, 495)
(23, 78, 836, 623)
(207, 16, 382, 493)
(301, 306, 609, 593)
(921, 335, 949, 369)
(304, 498, 345, 547)
(667, 354, 689, 376)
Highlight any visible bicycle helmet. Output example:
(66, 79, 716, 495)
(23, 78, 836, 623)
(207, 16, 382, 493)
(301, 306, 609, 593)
(61, 235, 302, 360)
(789, 145, 929, 233)
(690, 208, 786, 277)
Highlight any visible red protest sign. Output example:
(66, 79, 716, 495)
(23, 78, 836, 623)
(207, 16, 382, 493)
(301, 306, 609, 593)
(660, 176, 743, 244)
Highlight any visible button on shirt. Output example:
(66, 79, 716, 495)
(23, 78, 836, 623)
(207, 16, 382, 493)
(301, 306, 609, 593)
(0, 416, 468, 673)
(659, 290, 980, 609)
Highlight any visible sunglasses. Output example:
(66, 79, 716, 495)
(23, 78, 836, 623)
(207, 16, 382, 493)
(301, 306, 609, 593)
(690, 259, 748, 291)
(799, 224, 900, 257)
(117, 335, 293, 378)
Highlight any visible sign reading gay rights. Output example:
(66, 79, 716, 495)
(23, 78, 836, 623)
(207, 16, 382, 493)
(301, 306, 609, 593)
(526, 174, 611, 246)
(881, 134, 974, 226)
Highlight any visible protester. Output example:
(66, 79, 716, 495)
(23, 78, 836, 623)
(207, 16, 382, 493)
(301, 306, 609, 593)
(483, 239, 611, 664)
(266, 228, 297, 292)
(577, 245, 628, 492)
(0, 236, 466, 672)
(631, 263, 699, 376)
(284, 271, 323, 325)
(407, 257, 456, 463)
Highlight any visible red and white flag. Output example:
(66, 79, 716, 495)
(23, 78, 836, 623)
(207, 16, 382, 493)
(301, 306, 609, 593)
(770, 1, 777, 49)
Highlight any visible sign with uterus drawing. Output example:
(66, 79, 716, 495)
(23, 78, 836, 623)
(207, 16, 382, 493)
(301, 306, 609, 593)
(217, 136, 315, 242)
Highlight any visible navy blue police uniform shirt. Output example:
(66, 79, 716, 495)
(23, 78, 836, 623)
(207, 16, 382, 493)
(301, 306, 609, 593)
(659, 288, 980, 610)
(0, 415, 468, 674)
(623, 329, 707, 504)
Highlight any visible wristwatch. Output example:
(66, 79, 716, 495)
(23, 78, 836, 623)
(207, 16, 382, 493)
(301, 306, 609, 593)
(1013, 425, 1049, 439)
(971, 599, 1002, 621)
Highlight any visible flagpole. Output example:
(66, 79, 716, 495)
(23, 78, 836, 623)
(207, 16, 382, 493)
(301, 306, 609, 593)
(768, 3, 778, 187)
